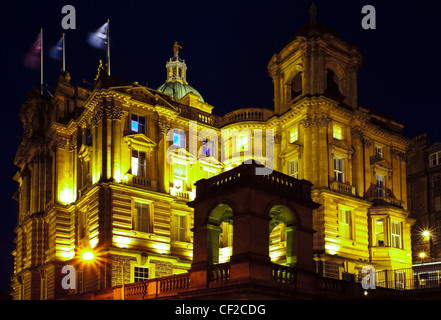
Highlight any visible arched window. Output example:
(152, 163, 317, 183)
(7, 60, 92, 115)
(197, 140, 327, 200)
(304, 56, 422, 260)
(291, 73, 302, 100)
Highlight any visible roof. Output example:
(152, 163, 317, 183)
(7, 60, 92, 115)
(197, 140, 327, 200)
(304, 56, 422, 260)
(157, 81, 205, 103)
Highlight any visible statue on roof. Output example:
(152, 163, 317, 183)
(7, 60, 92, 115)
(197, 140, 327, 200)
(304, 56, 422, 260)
(309, 2, 317, 25)
(173, 41, 182, 56)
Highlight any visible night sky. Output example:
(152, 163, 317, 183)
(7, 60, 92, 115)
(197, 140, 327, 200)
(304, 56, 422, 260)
(0, 0, 440, 294)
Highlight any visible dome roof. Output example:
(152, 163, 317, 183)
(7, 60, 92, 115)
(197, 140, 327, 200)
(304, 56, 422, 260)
(157, 81, 205, 103)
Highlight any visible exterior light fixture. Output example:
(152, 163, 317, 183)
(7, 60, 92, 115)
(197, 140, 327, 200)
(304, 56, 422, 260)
(82, 250, 95, 261)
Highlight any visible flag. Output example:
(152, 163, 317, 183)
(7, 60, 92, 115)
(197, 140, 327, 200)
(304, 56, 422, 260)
(24, 30, 41, 69)
(49, 36, 63, 60)
(87, 22, 108, 50)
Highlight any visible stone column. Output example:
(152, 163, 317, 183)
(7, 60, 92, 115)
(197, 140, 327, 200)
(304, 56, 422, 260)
(158, 120, 170, 193)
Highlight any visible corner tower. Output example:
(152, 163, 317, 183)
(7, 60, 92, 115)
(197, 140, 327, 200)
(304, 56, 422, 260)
(267, 3, 362, 114)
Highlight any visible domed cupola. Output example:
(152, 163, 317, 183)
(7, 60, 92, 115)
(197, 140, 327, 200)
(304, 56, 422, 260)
(157, 42, 205, 102)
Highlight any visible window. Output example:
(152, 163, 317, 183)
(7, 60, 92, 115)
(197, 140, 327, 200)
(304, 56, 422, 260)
(202, 138, 215, 157)
(133, 202, 151, 233)
(340, 208, 352, 239)
(375, 146, 384, 159)
(131, 114, 146, 134)
(134, 266, 149, 282)
(391, 221, 402, 249)
(333, 124, 343, 140)
(202, 169, 216, 179)
(430, 151, 441, 167)
(334, 157, 344, 182)
(173, 163, 187, 190)
(131, 149, 147, 177)
(435, 196, 441, 212)
(219, 221, 233, 248)
(395, 271, 405, 290)
(173, 214, 187, 242)
(288, 159, 299, 178)
(433, 175, 441, 188)
(236, 133, 249, 152)
(376, 174, 386, 197)
(290, 129, 298, 143)
(375, 219, 385, 247)
(173, 130, 186, 148)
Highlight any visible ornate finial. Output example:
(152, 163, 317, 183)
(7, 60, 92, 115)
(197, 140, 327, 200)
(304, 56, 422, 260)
(94, 59, 107, 80)
(309, 2, 317, 25)
(173, 41, 182, 56)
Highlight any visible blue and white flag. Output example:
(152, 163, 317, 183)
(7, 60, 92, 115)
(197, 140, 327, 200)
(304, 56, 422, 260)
(87, 22, 108, 50)
(49, 36, 63, 60)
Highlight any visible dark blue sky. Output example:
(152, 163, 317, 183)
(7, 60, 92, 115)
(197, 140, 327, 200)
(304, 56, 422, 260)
(0, 0, 440, 293)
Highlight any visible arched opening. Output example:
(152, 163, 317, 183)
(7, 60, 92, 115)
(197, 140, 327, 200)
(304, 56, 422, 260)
(291, 73, 303, 100)
(325, 69, 343, 100)
(207, 204, 233, 265)
(269, 205, 297, 267)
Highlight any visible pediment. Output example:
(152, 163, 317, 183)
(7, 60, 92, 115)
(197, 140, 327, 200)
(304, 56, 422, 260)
(330, 139, 354, 153)
(123, 133, 157, 148)
(372, 158, 393, 172)
(280, 142, 302, 158)
(198, 155, 222, 167)
(167, 147, 197, 163)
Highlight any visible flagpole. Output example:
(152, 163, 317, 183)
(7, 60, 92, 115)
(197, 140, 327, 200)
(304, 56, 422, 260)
(62, 33, 65, 72)
(40, 28, 43, 94)
(107, 19, 110, 76)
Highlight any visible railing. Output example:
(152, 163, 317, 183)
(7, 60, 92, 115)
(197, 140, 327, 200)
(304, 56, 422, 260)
(271, 264, 296, 284)
(124, 281, 147, 299)
(196, 161, 312, 200)
(159, 273, 190, 293)
(370, 197, 403, 208)
(208, 263, 230, 284)
(223, 108, 274, 125)
(128, 174, 156, 190)
(330, 181, 356, 196)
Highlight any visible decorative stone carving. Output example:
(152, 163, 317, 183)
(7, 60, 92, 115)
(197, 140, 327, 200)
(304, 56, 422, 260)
(158, 120, 170, 134)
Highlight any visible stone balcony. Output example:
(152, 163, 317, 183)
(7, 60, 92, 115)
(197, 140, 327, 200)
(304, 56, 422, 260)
(329, 181, 357, 196)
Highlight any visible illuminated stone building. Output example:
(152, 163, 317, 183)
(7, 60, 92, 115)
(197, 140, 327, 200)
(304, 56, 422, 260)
(11, 8, 414, 300)
(407, 134, 441, 261)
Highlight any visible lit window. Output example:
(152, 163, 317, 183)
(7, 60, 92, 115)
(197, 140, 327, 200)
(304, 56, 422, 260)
(376, 174, 385, 197)
(133, 202, 151, 233)
(173, 130, 186, 148)
(375, 146, 383, 159)
(219, 221, 233, 248)
(134, 266, 149, 282)
(334, 157, 344, 182)
(340, 208, 353, 239)
(375, 219, 385, 247)
(202, 138, 215, 157)
(290, 129, 298, 143)
(430, 151, 441, 167)
(333, 124, 343, 140)
(173, 214, 187, 242)
(131, 114, 146, 134)
(394, 271, 405, 289)
(202, 169, 216, 179)
(236, 133, 249, 152)
(173, 163, 187, 179)
(288, 159, 299, 178)
(391, 221, 402, 249)
(131, 149, 147, 177)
